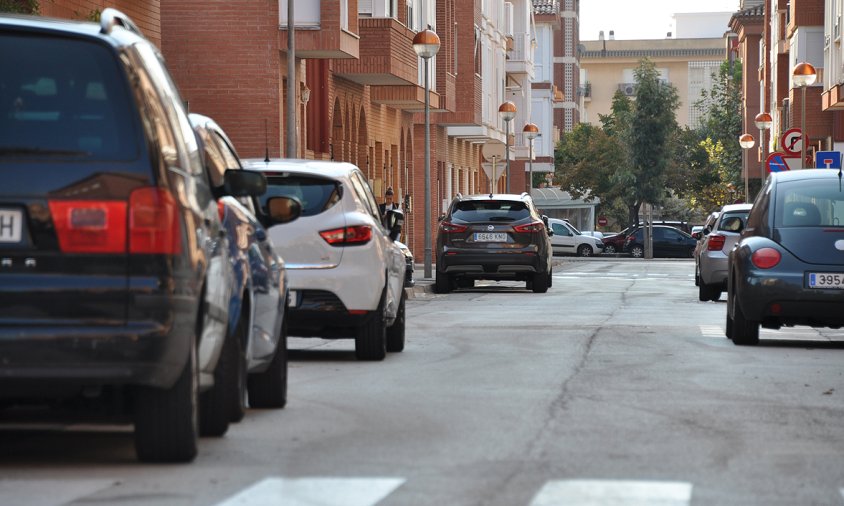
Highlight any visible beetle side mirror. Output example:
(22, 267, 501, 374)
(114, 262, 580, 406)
(266, 196, 302, 225)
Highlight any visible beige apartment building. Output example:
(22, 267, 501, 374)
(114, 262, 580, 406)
(580, 37, 725, 128)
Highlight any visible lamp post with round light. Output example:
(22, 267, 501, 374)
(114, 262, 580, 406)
(792, 62, 817, 169)
(739, 133, 755, 201)
(754, 112, 772, 192)
(498, 101, 516, 193)
(413, 29, 440, 279)
(523, 123, 539, 193)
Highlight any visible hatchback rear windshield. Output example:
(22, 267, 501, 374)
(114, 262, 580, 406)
(775, 180, 844, 228)
(261, 175, 341, 217)
(0, 34, 138, 160)
(451, 200, 531, 222)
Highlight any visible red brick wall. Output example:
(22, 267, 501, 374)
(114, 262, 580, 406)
(40, 1, 161, 48)
(160, 0, 281, 160)
(789, 0, 825, 36)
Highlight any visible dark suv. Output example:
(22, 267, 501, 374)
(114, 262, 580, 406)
(435, 193, 554, 293)
(0, 10, 264, 462)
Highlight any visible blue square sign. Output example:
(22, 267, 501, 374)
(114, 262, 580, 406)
(815, 151, 842, 169)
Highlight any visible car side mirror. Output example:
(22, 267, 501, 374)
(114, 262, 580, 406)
(224, 169, 267, 197)
(692, 232, 701, 240)
(438, 214, 445, 222)
(385, 209, 404, 241)
(703, 226, 711, 236)
(266, 196, 302, 225)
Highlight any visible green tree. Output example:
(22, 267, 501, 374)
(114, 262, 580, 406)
(697, 60, 743, 189)
(0, 0, 39, 13)
(627, 58, 680, 225)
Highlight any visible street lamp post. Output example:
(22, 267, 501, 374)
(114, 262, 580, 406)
(754, 112, 772, 193)
(498, 102, 516, 193)
(739, 133, 755, 201)
(413, 29, 440, 279)
(792, 62, 817, 169)
(523, 123, 539, 193)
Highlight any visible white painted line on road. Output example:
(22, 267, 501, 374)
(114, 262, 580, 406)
(529, 479, 692, 506)
(699, 325, 724, 338)
(214, 477, 405, 506)
(0, 479, 116, 506)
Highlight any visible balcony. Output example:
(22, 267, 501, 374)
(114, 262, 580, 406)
(370, 85, 441, 111)
(506, 32, 535, 77)
(279, 0, 359, 59)
(333, 18, 418, 85)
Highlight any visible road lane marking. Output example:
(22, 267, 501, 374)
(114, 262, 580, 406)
(700, 325, 724, 338)
(0, 479, 116, 506)
(214, 477, 405, 506)
(529, 480, 692, 506)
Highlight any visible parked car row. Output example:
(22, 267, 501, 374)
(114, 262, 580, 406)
(0, 10, 407, 463)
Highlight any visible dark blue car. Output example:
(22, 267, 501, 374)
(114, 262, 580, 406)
(191, 114, 298, 433)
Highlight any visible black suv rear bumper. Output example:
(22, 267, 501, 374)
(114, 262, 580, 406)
(439, 251, 545, 279)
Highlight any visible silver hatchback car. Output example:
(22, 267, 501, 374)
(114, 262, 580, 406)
(696, 203, 753, 301)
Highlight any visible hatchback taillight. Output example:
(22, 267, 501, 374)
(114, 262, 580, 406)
(320, 225, 372, 246)
(513, 221, 545, 233)
(439, 221, 468, 233)
(751, 248, 781, 269)
(707, 234, 726, 251)
(49, 200, 127, 253)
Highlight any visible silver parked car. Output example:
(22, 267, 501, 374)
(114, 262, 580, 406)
(696, 203, 752, 301)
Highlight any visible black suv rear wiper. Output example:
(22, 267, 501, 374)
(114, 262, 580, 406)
(0, 147, 91, 157)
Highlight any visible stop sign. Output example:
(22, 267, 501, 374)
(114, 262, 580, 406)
(597, 216, 608, 227)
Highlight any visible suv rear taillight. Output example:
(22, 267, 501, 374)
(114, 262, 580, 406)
(513, 221, 545, 233)
(49, 200, 127, 253)
(129, 187, 182, 255)
(751, 248, 781, 269)
(320, 225, 372, 246)
(50, 187, 182, 255)
(706, 234, 726, 251)
(439, 221, 468, 233)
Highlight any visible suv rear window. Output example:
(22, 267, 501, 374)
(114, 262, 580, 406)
(452, 200, 530, 222)
(0, 34, 138, 160)
(261, 175, 341, 217)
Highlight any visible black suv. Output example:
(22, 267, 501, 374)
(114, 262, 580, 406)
(435, 193, 554, 293)
(0, 10, 264, 462)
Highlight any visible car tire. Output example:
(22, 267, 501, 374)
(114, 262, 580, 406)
(134, 333, 198, 463)
(730, 286, 759, 346)
(604, 244, 617, 254)
(229, 313, 248, 423)
(386, 294, 406, 353)
(355, 289, 387, 361)
(630, 245, 644, 258)
(198, 319, 240, 437)
(532, 270, 550, 293)
(577, 244, 593, 257)
(687, 247, 695, 258)
(698, 282, 719, 302)
(694, 265, 700, 286)
(725, 310, 734, 339)
(435, 270, 451, 294)
(247, 313, 288, 408)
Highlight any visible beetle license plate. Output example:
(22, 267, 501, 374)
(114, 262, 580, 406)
(474, 232, 507, 242)
(0, 209, 23, 244)
(808, 273, 844, 289)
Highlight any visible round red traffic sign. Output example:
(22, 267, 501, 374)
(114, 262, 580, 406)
(597, 216, 608, 227)
(781, 128, 803, 155)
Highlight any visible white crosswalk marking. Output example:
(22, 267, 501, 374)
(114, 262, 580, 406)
(699, 325, 724, 338)
(214, 477, 405, 506)
(0, 479, 116, 506)
(529, 480, 692, 506)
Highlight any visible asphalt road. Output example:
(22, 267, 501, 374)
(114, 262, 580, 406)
(2, 259, 844, 506)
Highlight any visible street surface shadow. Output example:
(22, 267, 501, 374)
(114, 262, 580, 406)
(0, 426, 136, 465)
(755, 339, 844, 349)
(288, 349, 359, 362)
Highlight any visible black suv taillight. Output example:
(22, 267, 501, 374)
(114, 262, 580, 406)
(513, 221, 545, 233)
(440, 221, 468, 233)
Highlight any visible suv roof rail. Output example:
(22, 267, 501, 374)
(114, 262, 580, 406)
(455, 192, 463, 200)
(520, 192, 530, 198)
(100, 8, 143, 37)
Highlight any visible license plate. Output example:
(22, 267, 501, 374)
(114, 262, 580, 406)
(287, 290, 299, 306)
(474, 232, 507, 242)
(0, 209, 23, 243)
(808, 273, 844, 289)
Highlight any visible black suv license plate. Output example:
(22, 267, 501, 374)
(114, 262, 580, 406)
(0, 209, 23, 244)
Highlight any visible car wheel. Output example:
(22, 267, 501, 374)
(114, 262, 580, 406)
(435, 270, 451, 294)
(604, 244, 617, 254)
(725, 309, 734, 339)
(730, 286, 759, 346)
(532, 270, 550, 293)
(247, 312, 288, 408)
(355, 289, 387, 360)
(134, 330, 198, 463)
(630, 245, 644, 258)
(198, 318, 241, 437)
(547, 270, 553, 288)
(229, 313, 249, 423)
(386, 294, 406, 353)
(698, 282, 718, 302)
(694, 265, 700, 286)
(577, 244, 593, 257)
(688, 247, 695, 258)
